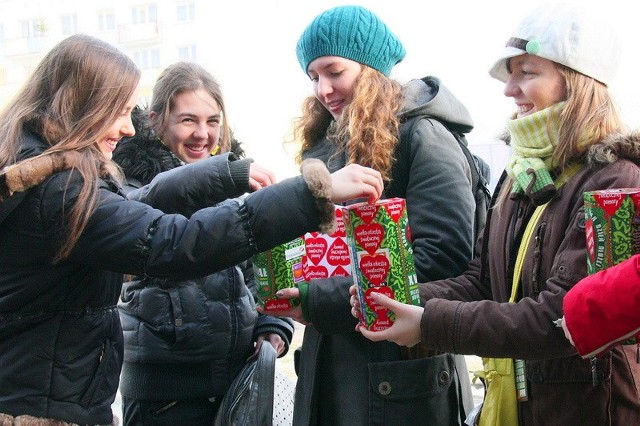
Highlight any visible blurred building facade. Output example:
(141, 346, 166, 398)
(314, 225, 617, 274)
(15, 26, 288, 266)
(0, 0, 216, 105)
(0, 0, 510, 190)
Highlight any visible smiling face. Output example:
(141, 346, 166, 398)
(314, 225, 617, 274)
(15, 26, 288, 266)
(96, 88, 138, 160)
(306, 56, 363, 120)
(504, 54, 566, 118)
(154, 89, 222, 163)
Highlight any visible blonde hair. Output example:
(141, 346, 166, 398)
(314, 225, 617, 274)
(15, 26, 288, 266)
(495, 65, 624, 207)
(0, 34, 141, 262)
(148, 61, 231, 153)
(292, 66, 403, 183)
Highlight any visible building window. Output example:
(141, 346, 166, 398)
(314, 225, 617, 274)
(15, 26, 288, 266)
(178, 44, 196, 61)
(22, 19, 44, 38)
(176, 0, 195, 22)
(132, 4, 158, 24)
(98, 10, 115, 32)
(61, 14, 77, 36)
(133, 49, 160, 70)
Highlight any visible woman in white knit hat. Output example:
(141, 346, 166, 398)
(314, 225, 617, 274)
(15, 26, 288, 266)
(265, 4, 482, 425)
(353, 3, 640, 425)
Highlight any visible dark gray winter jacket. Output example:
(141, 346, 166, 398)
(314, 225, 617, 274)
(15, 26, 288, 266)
(294, 76, 476, 426)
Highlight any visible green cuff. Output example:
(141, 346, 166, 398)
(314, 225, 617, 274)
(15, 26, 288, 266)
(297, 281, 311, 323)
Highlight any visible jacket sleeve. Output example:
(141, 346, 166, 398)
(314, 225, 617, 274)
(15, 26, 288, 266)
(305, 276, 358, 334)
(406, 118, 475, 282)
(61, 160, 336, 280)
(126, 153, 252, 216)
(563, 254, 640, 358)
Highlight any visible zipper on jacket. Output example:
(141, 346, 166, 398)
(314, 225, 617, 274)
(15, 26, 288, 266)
(507, 200, 526, 297)
(153, 401, 178, 415)
(531, 221, 547, 295)
(229, 268, 239, 354)
(591, 356, 600, 386)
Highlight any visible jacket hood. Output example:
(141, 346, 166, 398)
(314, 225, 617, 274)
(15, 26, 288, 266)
(399, 76, 474, 134)
(112, 107, 184, 187)
(0, 132, 81, 225)
(587, 131, 640, 166)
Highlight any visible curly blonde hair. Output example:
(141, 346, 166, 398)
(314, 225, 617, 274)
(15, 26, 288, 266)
(292, 67, 403, 183)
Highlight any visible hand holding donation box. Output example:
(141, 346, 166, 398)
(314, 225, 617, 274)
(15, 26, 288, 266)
(253, 198, 420, 329)
(343, 198, 420, 331)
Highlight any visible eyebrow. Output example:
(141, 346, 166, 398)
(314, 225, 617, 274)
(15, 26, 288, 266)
(176, 112, 221, 119)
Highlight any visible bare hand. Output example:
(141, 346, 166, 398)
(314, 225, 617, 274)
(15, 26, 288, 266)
(330, 164, 383, 205)
(355, 292, 424, 347)
(248, 163, 277, 191)
(256, 287, 311, 325)
(253, 333, 286, 358)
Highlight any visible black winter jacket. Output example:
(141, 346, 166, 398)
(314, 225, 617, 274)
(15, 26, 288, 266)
(0, 129, 334, 425)
(112, 126, 294, 400)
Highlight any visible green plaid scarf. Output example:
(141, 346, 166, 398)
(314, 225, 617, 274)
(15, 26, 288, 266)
(506, 102, 564, 205)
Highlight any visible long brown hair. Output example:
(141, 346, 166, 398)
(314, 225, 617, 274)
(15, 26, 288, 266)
(292, 66, 403, 183)
(147, 61, 231, 153)
(0, 34, 141, 262)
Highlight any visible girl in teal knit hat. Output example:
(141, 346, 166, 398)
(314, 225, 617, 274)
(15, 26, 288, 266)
(263, 4, 480, 425)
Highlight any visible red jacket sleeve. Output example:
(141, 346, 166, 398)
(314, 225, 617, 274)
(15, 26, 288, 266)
(563, 254, 640, 357)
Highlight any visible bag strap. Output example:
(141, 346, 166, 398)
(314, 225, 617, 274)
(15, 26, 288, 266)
(253, 342, 277, 426)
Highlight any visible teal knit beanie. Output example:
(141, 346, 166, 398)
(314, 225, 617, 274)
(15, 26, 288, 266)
(296, 5, 406, 76)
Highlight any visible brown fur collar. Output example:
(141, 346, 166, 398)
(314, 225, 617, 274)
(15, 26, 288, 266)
(0, 151, 85, 202)
(587, 131, 640, 166)
(0, 413, 118, 426)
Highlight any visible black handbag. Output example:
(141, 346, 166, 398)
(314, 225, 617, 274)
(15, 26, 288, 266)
(214, 342, 277, 426)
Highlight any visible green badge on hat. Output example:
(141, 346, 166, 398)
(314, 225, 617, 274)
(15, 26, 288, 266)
(526, 40, 541, 55)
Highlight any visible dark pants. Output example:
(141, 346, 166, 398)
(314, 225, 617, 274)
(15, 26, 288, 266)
(122, 396, 221, 426)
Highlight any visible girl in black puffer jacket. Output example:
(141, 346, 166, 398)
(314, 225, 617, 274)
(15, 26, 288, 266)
(114, 84, 295, 423)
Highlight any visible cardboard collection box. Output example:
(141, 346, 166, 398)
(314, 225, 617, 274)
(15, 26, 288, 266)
(342, 198, 419, 331)
(584, 188, 640, 274)
(302, 208, 351, 280)
(254, 199, 420, 325)
(253, 237, 306, 311)
(254, 206, 350, 311)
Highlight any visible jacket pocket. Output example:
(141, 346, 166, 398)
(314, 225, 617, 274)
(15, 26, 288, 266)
(80, 338, 120, 407)
(367, 353, 463, 426)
